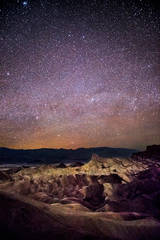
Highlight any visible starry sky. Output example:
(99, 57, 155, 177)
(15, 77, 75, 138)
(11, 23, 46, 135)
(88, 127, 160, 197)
(0, 0, 160, 150)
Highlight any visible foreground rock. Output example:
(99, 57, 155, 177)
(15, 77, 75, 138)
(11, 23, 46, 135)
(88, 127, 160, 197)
(104, 167, 160, 218)
(0, 170, 12, 181)
(0, 190, 160, 240)
(1, 152, 158, 211)
(1, 147, 160, 239)
(132, 145, 160, 163)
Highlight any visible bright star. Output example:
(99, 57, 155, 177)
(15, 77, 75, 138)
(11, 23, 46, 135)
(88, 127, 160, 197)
(22, 1, 28, 6)
(90, 97, 95, 103)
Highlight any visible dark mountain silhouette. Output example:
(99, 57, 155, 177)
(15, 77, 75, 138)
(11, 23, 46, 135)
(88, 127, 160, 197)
(0, 146, 138, 164)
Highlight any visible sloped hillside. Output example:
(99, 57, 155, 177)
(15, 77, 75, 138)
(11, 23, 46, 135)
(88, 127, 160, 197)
(0, 190, 160, 240)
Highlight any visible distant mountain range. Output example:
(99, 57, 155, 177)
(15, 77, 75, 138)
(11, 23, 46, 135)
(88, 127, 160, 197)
(0, 147, 138, 164)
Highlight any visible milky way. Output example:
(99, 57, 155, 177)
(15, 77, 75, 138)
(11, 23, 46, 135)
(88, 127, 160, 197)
(0, 0, 160, 150)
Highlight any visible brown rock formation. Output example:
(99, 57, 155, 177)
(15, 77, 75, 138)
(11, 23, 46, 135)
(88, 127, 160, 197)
(132, 145, 160, 162)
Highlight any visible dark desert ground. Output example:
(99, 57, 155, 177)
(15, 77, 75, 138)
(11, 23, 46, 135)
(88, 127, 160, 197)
(0, 0, 160, 239)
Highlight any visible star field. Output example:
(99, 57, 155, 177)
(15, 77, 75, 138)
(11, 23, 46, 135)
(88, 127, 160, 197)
(0, 0, 160, 150)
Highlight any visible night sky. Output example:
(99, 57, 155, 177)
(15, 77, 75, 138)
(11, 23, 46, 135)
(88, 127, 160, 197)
(0, 0, 160, 150)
